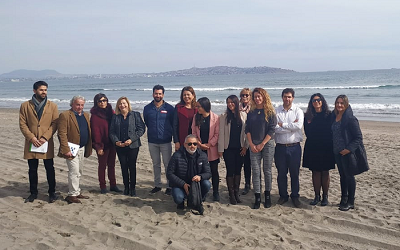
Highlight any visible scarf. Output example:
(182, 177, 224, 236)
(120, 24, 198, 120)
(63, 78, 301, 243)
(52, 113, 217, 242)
(32, 95, 47, 121)
(186, 150, 198, 183)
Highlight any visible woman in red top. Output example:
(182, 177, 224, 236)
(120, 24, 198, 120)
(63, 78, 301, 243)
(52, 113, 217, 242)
(90, 93, 122, 194)
(173, 86, 197, 151)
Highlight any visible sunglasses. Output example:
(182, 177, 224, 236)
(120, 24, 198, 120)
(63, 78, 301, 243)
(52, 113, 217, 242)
(241, 94, 249, 98)
(98, 99, 108, 103)
(312, 98, 321, 103)
(187, 142, 198, 146)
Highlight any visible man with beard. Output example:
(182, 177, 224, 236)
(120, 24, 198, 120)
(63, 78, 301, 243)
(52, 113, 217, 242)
(19, 81, 59, 203)
(166, 134, 211, 214)
(143, 85, 175, 195)
(274, 88, 304, 208)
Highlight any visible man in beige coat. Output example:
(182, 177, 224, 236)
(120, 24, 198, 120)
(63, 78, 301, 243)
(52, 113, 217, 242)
(58, 95, 92, 204)
(19, 81, 59, 203)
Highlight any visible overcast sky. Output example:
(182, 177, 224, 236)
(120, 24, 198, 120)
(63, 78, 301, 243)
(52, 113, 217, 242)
(1, 1, 399, 74)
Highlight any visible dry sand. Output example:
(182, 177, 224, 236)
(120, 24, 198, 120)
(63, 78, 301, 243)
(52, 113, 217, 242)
(0, 108, 399, 250)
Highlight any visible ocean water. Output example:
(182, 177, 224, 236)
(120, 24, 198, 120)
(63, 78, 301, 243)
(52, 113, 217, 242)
(2, 69, 400, 122)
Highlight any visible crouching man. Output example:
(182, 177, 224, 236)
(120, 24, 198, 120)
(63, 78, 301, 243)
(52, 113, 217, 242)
(167, 134, 211, 214)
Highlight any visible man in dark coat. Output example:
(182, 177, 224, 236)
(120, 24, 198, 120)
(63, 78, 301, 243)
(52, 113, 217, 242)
(167, 134, 211, 213)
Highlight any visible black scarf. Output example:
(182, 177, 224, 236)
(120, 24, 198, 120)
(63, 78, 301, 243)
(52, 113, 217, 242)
(186, 150, 198, 183)
(32, 95, 47, 121)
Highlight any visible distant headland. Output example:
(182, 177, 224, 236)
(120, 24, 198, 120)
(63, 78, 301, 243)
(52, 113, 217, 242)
(0, 66, 296, 81)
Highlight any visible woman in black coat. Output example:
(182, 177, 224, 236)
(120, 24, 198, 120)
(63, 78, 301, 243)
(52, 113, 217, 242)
(331, 95, 368, 211)
(303, 93, 335, 206)
(109, 97, 145, 196)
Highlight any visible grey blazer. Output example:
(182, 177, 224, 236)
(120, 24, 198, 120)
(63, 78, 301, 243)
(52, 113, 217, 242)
(109, 111, 145, 149)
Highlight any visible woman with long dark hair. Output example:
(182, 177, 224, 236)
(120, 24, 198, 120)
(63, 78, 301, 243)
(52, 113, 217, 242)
(218, 95, 248, 204)
(109, 97, 145, 196)
(246, 88, 276, 209)
(239, 88, 252, 195)
(331, 95, 368, 211)
(173, 86, 197, 151)
(191, 97, 220, 201)
(90, 93, 122, 194)
(303, 93, 335, 206)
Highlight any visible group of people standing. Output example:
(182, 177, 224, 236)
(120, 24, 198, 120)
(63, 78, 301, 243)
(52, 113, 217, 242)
(19, 81, 368, 213)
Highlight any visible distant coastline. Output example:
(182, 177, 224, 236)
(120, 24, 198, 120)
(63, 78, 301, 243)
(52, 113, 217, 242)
(0, 66, 295, 81)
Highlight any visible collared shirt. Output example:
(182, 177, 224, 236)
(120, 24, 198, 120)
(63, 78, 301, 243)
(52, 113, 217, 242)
(274, 104, 304, 144)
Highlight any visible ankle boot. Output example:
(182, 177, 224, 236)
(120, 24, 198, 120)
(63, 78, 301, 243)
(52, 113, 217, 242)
(242, 183, 250, 195)
(339, 195, 348, 207)
(321, 194, 329, 206)
(339, 197, 354, 211)
(264, 191, 271, 208)
(226, 177, 236, 205)
(234, 175, 242, 203)
(310, 194, 321, 205)
(253, 193, 261, 209)
(123, 185, 129, 196)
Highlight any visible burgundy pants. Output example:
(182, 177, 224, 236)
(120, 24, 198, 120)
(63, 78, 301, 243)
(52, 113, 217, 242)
(97, 148, 117, 189)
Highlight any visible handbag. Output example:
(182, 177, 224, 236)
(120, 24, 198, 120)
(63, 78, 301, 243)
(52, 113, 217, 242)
(187, 181, 202, 210)
(348, 143, 369, 175)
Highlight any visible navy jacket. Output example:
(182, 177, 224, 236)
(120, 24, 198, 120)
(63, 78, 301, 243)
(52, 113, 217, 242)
(109, 111, 145, 149)
(143, 101, 174, 144)
(167, 147, 211, 188)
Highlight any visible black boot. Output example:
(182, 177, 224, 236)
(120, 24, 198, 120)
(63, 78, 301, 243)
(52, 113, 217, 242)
(310, 194, 321, 205)
(242, 183, 250, 195)
(226, 177, 236, 205)
(123, 185, 129, 196)
(234, 175, 242, 203)
(339, 195, 348, 207)
(339, 197, 354, 211)
(264, 191, 271, 208)
(253, 193, 261, 209)
(321, 194, 329, 206)
(130, 187, 136, 197)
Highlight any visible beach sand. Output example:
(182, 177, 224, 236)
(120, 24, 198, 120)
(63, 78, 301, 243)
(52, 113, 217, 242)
(0, 108, 399, 250)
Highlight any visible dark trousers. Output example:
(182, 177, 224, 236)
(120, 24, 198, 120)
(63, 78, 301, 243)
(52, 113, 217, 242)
(97, 148, 117, 189)
(274, 144, 301, 198)
(171, 179, 211, 204)
(242, 148, 251, 185)
(223, 148, 243, 177)
(27, 159, 56, 195)
(116, 147, 139, 189)
(210, 160, 219, 193)
(335, 154, 356, 199)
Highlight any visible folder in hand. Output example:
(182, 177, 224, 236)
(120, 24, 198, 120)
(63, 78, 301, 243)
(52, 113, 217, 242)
(30, 141, 48, 153)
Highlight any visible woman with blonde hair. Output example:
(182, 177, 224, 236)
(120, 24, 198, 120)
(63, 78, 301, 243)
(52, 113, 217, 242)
(245, 88, 276, 209)
(109, 97, 145, 196)
(239, 88, 252, 195)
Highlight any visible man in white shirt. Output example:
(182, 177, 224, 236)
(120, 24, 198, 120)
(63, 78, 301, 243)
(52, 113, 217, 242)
(274, 88, 304, 208)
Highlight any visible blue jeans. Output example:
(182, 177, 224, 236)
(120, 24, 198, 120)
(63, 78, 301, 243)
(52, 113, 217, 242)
(274, 143, 301, 198)
(171, 179, 211, 204)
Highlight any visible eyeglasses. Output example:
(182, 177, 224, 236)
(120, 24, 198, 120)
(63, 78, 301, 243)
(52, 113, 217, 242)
(187, 142, 198, 146)
(98, 99, 108, 103)
(312, 98, 321, 103)
(241, 94, 249, 98)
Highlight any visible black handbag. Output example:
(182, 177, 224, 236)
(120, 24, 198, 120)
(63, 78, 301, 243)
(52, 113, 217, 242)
(187, 181, 202, 210)
(348, 143, 369, 175)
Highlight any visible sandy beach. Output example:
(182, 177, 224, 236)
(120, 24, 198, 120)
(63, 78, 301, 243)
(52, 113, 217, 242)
(0, 108, 399, 250)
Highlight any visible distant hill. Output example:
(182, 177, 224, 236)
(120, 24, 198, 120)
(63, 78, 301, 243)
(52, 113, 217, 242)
(135, 66, 296, 77)
(0, 69, 62, 79)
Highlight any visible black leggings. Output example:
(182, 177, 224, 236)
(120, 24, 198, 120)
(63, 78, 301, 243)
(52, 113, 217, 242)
(223, 148, 243, 177)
